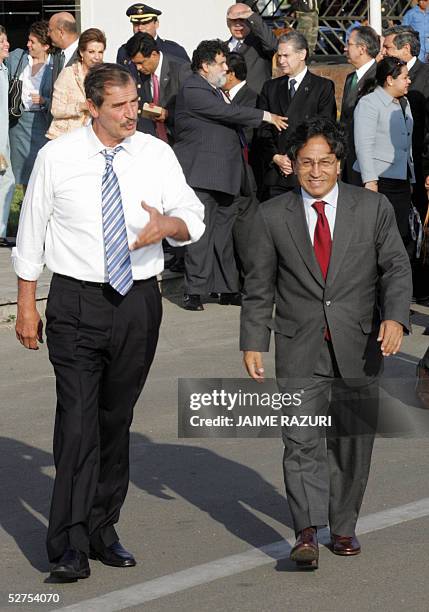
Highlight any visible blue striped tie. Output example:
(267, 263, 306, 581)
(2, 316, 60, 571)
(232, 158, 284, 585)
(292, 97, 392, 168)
(101, 147, 133, 296)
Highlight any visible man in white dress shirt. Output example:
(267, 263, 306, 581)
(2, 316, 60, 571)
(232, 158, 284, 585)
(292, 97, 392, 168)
(13, 63, 204, 580)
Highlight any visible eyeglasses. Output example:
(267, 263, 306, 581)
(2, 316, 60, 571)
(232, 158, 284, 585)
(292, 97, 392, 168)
(296, 157, 337, 169)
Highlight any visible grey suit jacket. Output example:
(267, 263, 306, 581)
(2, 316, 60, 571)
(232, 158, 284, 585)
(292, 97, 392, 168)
(353, 86, 415, 184)
(240, 182, 412, 380)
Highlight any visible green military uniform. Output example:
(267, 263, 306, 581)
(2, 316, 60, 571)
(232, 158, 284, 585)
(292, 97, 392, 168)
(292, 0, 319, 55)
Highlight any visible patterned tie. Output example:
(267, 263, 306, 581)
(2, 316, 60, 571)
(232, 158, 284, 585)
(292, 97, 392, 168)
(101, 147, 133, 296)
(289, 78, 297, 99)
(312, 200, 332, 339)
(151, 73, 169, 143)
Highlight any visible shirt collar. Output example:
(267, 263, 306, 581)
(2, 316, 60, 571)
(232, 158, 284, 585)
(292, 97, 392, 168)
(301, 182, 339, 209)
(86, 124, 135, 158)
(63, 39, 78, 61)
(356, 58, 375, 82)
(407, 56, 417, 71)
(154, 51, 163, 80)
(289, 66, 307, 88)
(228, 80, 246, 100)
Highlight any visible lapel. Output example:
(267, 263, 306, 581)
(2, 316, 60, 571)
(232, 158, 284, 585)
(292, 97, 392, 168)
(356, 61, 376, 97)
(325, 181, 356, 287)
(159, 54, 170, 106)
(284, 189, 325, 287)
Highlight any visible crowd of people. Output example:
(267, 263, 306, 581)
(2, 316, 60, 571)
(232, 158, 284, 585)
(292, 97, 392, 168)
(1, 2, 428, 305)
(1, 1, 428, 578)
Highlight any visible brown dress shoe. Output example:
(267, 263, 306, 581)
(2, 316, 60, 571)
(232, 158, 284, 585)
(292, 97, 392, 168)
(330, 534, 361, 556)
(290, 527, 319, 569)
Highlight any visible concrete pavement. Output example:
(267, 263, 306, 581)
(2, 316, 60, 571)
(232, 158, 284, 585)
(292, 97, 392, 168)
(1, 287, 429, 611)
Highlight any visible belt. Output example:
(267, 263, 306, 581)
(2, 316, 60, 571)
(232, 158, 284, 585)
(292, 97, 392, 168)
(53, 273, 156, 289)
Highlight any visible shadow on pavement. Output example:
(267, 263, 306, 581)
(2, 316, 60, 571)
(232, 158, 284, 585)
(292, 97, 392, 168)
(130, 433, 293, 557)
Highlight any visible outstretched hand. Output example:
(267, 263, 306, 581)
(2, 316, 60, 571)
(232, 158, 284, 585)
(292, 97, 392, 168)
(130, 201, 170, 250)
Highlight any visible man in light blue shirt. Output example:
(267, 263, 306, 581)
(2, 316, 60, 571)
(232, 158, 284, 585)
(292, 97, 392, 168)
(0, 25, 15, 247)
(402, 0, 429, 62)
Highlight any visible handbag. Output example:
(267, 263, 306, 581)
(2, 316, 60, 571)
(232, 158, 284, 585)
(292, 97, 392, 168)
(8, 50, 26, 119)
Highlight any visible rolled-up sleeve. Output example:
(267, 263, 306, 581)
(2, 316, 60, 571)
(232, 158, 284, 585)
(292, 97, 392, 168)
(11, 147, 54, 280)
(160, 146, 205, 247)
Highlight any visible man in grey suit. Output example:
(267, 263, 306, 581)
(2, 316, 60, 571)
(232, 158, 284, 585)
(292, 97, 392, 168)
(47, 12, 79, 86)
(240, 118, 412, 569)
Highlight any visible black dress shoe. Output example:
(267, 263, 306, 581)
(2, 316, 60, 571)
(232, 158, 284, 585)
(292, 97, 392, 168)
(416, 296, 429, 307)
(90, 541, 136, 567)
(50, 547, 90, 580)
(0, 237, 13, 248)
(183, 294, 204, 311)
(219, 292, 242, 306)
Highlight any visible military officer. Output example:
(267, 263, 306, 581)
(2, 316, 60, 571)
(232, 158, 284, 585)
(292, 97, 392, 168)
(116, 3, 190, 73)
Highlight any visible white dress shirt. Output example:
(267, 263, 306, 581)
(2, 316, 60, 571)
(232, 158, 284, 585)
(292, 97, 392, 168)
(407, 56, 417, 71)
(227, 80, 246, 101)
(20, 56, 48, 110)
(356, 58, 376, 82)
(63, 39, 78, 66)
(12, 125, 205, 282)
(289, 66, 308, 91)
(301, 182, 338, 244)
(150, 51, 163, 97)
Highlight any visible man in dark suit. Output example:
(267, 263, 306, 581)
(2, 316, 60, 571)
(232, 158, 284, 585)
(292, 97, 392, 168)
(226, 3, 277, 94)
(125, 33, 189, 144)
(222, 51, 258, 280)
(241, 117, 412, 569)
(340, 25, 379, 186)
(383, 25, 429, 304)
(47, 12, 79, 86)
(257, 31, 336, 200)
(117, 3, 189, 74)
(174, 39, 286, 311)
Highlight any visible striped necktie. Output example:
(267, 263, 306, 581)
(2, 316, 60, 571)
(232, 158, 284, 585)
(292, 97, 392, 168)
(101, 147, 133, 296)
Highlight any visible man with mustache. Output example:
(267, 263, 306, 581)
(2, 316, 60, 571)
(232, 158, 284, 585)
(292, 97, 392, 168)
(12, 63, 205, 580)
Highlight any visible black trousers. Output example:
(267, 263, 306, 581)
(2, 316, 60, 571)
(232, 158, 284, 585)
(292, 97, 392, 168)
(184, 189, 239, 295)
(45, 274, 162, 562)
(378, 177, 412, 243)
(278, 340, 378, 536)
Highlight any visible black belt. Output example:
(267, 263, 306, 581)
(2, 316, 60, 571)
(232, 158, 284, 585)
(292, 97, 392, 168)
(53, 273, 156, 289)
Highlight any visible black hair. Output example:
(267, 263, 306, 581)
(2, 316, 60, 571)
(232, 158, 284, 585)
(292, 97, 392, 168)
(226, 51, 247, 81)
(191, 39, 229, 72)
(85, 63, 135, 107)
(125, 31, 158, 58)
(359, 56, 407, 98)
(286, 117, 347, 162)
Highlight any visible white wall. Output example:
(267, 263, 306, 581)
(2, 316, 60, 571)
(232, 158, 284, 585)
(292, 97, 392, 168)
(80, 0, 232, 63)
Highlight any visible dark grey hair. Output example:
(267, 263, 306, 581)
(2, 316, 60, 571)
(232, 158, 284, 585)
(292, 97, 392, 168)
(383, 25, 421, 58)
(278, 31, 309, 62)
(350, 25, 380, 59)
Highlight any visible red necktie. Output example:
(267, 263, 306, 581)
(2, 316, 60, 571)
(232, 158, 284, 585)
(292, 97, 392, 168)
(312, 200, 331, 279)
(312, 200, 332, 339)
(151, 73, 169, 143)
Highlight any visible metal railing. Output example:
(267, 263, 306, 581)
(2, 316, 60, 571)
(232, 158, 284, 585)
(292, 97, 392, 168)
(251, 0, 415, 55)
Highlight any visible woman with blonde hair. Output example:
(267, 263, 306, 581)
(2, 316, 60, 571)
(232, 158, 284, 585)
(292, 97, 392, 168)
(47, 28, 106, 139)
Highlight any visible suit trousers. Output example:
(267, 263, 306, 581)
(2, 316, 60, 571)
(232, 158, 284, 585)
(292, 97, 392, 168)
(45, 274, 162, 562)
(0, 149, 15, 238)
(278, 340, 378, 536)
(184, 189, 239, 294)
